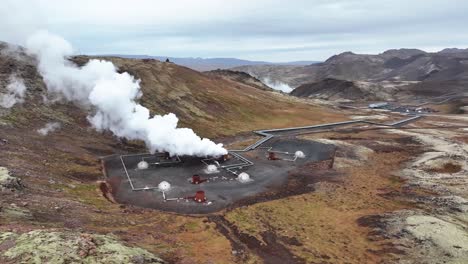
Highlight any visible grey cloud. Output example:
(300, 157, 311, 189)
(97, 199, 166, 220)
(2, 0, 468, 61)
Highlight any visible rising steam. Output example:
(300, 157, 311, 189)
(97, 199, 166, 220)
(0, 75, 27, 108)
(26, 31, 227, 157)
(246, 71, 293, 93)
(261, 77, 293, 93)
(37, 122, 61, 136)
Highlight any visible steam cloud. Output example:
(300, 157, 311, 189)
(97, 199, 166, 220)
(37, 122, 61, 136)
(246, 71, 293, 93)
(0, 75, 27, 108)
(261, 77, 293, 93)
(26, 31, 227, 157)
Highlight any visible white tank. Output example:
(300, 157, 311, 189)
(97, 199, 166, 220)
(158, 181, 171, 191)
(295, 151, 305, 158)
(237, 172, 251, 183)
(137, 161, 149, 170)
(205, 164, 219, 174)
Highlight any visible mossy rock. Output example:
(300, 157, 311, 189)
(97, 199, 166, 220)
(0, 204, 32, 221)
(0, 167, 24, 191)
(0, 230, 165, 264)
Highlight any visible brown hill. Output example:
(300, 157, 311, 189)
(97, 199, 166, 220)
(291, 78, 369, 101)
(69, 56, 340, 136)
(291, 78, 468, 102)
(233, 48, 468, 87)
(0, 43, 343, 262)
(234, 48, 468, 101)
(203, 69, 272, 91)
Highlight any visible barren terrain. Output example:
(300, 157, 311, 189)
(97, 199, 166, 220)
(1, 46, 467, 263)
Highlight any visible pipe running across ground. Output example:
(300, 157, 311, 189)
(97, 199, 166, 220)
(120, 115, 424, 191)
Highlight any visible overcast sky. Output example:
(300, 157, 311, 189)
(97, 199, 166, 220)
(2, 0, 468, 62)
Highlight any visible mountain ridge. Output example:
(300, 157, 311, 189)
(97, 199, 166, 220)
(98, 54, 319, 71)
(232, 47, 468, 100)
(232, 47, 468, 87)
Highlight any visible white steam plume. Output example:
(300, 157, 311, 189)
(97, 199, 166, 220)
(0, 75, 27, 108)
(26, 31, 227, 157)
(261, 77, 293, 93)
(37, 122, 61, 136)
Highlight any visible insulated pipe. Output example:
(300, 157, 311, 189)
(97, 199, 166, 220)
(239, 115, 424, 153)
(258, 120, 360, 133)
(221, 115, 423, 177)
(122, 114, 425, 191)
(387, 115, 422, 126)
(120, 153, 182, 191)
(120, 155, 135, 190)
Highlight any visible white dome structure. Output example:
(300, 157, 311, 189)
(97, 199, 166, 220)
(237, 172, 251, 183)
(137, 161, 149, 170)
(205, 164, 219, 174)
(295, 151, 305, 159)
(158, 181, 171, 192)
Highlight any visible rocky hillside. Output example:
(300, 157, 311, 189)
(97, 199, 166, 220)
(290, 78, 382, 101)
(203, 69, 272, 91)
(289, 77, 468, 102)
(230, 64, 312, 88)
(0, 42, 342, 263)
(233, 48, 468, 101)
(65, 55, 341, 137)
(234, 48, 468, 85)
(103, 55, 318, 71)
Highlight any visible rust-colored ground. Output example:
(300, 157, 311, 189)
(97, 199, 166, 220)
(3, 54, 465, 263)
(215, 128, 423, 263)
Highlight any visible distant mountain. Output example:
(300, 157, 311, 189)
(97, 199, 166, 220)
(290, 77, 468, 102)
(232, 48, 468, 101)
(232, 48, 468, 88)
(291, 78, 362, 99)
(290, 78, 418, 101)
(100, 54, 319, 71)
(438, 48, 468, 54)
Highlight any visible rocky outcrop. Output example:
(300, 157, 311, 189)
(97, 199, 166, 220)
(233, 48, 468, 101)
(0, 167, 23, 191)
(204, 69, 273, 91)
(290, 78, 419, 101)
(290, 78, 364, 100)
(234, 48, 468, 86)
(0, 230, 165, 263)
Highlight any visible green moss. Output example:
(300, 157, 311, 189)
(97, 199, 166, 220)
(225, 209, 267, 239)
(2, 230, 165, 264)
(0, 167, 12, 182)
(0, 204, 32, 222)
(32, 105, 75, 125)
(64, 184, 109, 209)
(0, 108, 28, 125)
(0, 232, 17, 243)
(183, 221, 200, 232)
(0, 102, 75, 127)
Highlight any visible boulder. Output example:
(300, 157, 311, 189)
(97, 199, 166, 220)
(0, 167, 24, 191)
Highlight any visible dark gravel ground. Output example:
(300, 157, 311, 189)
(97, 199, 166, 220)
(103, 137, 335, 214)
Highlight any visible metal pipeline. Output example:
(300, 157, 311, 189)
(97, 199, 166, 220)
(121, 115, 424, 191)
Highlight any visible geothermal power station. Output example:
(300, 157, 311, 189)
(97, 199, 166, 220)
(101, 115, 424, 214)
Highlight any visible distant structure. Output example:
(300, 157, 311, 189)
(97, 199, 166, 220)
(165, 58, 170, 63)
(368, 102, 389, 109)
